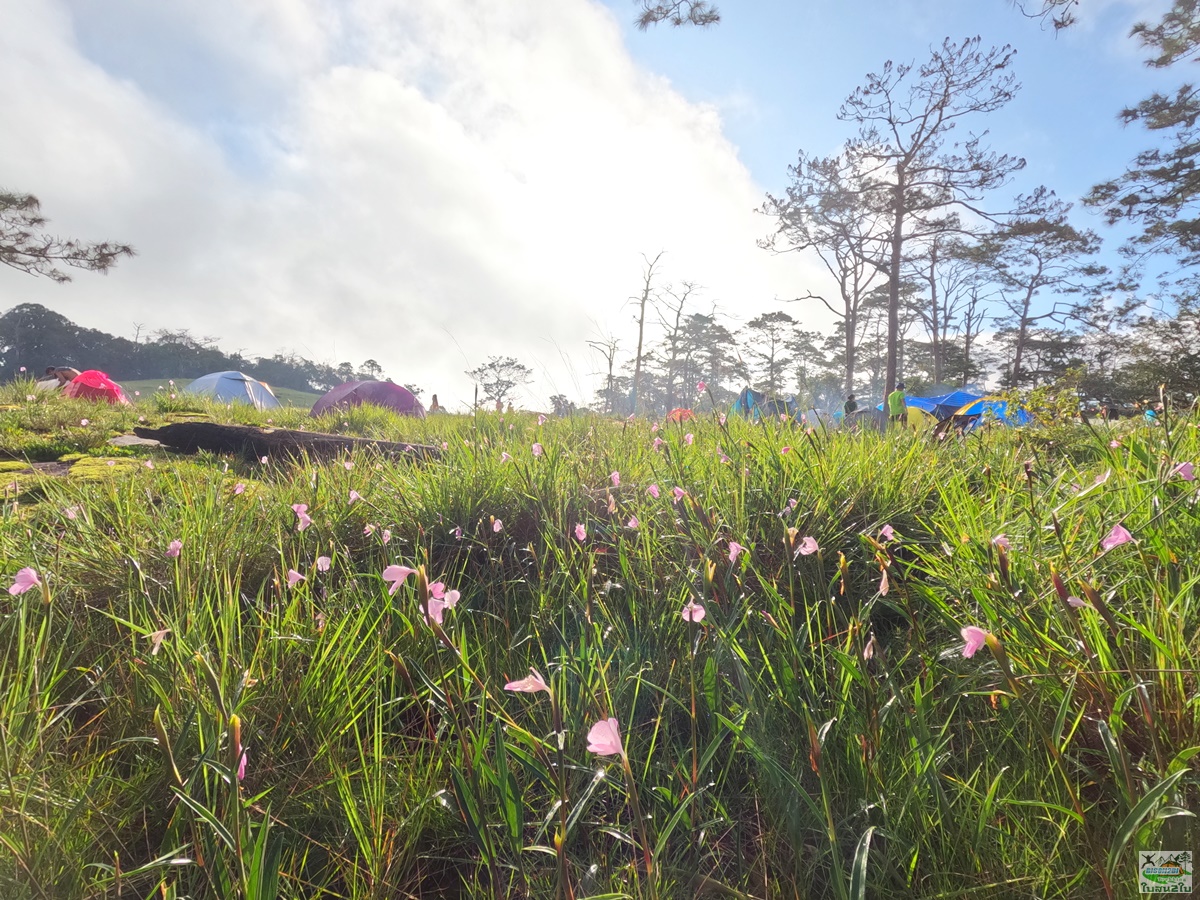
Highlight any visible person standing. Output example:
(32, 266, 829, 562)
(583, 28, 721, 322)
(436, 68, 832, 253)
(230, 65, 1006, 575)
(843, 393, 858, 417)
(887, 381, 907, 428)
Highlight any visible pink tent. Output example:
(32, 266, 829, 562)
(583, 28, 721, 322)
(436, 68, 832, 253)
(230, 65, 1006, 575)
(62, 370, 131, 405)
(310, 381, 425, 418)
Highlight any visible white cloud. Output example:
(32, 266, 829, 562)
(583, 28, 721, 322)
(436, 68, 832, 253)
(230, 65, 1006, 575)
(0, 0, 829, 409)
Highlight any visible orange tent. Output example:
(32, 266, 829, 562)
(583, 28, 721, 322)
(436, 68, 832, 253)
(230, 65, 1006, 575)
(62, 370, 131, 405)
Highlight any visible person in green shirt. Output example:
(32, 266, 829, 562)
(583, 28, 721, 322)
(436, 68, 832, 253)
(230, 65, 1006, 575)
(887, 381, 907, 427)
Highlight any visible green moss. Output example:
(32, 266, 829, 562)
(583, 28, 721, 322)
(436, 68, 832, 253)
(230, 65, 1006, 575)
(68, 458, 142, 482)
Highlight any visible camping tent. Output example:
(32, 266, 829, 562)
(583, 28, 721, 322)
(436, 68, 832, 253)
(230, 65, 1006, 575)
(951, 396, 1032, 430)
(876, 389, 982, 422)
(62, 370, 131, 405)
(732, 387, 798, 422)
(310, 381, 425, 418)
(185, 371, 281, 410)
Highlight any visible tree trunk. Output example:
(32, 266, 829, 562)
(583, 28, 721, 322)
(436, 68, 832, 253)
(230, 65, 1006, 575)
(885, 173, 906, 396)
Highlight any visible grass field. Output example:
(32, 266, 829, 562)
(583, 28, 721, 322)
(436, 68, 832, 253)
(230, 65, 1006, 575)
(0, 381, 1196, 899)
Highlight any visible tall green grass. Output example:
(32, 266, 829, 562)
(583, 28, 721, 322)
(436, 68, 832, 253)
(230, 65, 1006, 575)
(0, 394, 1195, 898)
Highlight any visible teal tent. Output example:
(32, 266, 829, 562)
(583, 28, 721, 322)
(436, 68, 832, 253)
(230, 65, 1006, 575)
(185, 371, 281, 410)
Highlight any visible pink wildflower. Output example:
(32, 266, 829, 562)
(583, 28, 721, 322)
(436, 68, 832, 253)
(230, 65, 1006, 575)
(1101, 523, 1133, 551)
(8, 567, 40, 595)
(234, 482, 246, 494)
(574, 523, 587, 541)
(286, 570, 305, 587)
(797, 536, 819, 556)
(532, 443, 544, 458)
(697, 380, 706, 393)
(682, 599, 706, 623)
(382, 565, 415, 595)
(879, 524, 895, 542)
(960, 625, 989, 659)
(611, 471, 620, 487)
(501, 452, 512, 463)
(493, 519, 503, 533)
(586, 717, 625, 758)
(728, 541, 744, 564)
(316, 556, 332, 572)
(684, 433, 694, 445)
(781, 446, 792, 455)
(166, 540, 182, 559)
(292, 504, 312, 532)
(653, 437, 665, 450)
(349, 490, 361, 504)
(1173, 461, 1195, 481)
(504, 669, 549, 693)
(672, 486, 686, 502)
(538, 414, 547, 426)
(627, 516, 639, 529)
(647, 484, 660, 499)
(381, 529, 392, 545)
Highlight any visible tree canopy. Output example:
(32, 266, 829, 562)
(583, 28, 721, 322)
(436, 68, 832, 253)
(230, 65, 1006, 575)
(1, 192, 134, 283)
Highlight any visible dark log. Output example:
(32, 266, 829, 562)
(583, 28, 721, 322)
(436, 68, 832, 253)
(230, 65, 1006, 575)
(132, 422, 441, 461)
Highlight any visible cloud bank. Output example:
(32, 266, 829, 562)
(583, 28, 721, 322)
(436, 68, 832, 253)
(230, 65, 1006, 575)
(0, 0, 825, 408)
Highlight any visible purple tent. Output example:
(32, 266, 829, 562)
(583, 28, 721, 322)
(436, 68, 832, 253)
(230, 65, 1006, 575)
(310, 381, 426, 418)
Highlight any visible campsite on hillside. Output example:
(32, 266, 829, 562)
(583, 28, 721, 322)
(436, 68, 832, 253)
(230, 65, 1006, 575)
(4, 1, 1200, 898)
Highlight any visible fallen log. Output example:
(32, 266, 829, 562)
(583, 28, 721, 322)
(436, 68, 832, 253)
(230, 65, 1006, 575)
(132, 422, 441, 461)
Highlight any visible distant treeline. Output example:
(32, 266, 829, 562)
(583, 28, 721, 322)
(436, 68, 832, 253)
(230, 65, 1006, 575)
(0, 304, 387, 393)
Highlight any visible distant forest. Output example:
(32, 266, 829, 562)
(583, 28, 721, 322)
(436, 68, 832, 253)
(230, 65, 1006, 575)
(0, 304, 388, 394)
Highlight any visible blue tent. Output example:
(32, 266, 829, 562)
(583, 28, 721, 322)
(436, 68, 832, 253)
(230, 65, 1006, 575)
(876, 389, 982, 420)
(952, 396, 1031, 428)
(185, 371, 281, 410)
(732, 386, 799, 422)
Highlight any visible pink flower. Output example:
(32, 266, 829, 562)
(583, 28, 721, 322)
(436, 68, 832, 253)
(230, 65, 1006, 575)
(960, 625, 989, 659)
(651, 422, 659, 433)
(18, 366, 25, 373)
(1173, 461, 1195, 481)
(672, 486, 686, 502)
(233, 482, 246, 495)
(364, 524, 377, 536)
(381, 529, 391, 545)
(586, 717, 625, 757)
(719, 414, 727, 426)
(501, 452, 512, 463)
(80, 418, 89, 427)
(148, 628, 170, 656)
(260, 456, 268, 464)
(236, 749, 248, 782)
(1101, 523, 1133, 551)
(504, 669, 549, 694)
(787, 499, 798, 512)
(286, 569, 305, 588)
(532, 443, 544, 458)
(64, 506, 79, 520)
(316, 556, 331, 572)
(292, 504, 312, 532)
(8, 567, 40, 595)
(424, 583, 461, 624)
(684, 433, 694, 446)
(653, 437, 665, 450)
(697, 380, 707, 393)
(166, 540, 183, 559)
(611, 471, 620, 487)
(992, 535, 1011, 550)
(797, 536, 819, 556)
(781, 446, 792, 455)
(343, 461, 354, 470)
(682, 599, 706, 623)
(719, 452, 730, 464)
(538, 414, 547, 426)
(382, 565, 415, 595)
(493, 519, 503, 533)
(879, 524, 895, 542)
(647, 484, 660, 499)
(1109, 440, 1120, 449)
(626, 516, 639, 529)
(454, 526, 463, 540)
(144, 460, 154, 469)
(728, 541, 744, 564)
(574, 523, 587, 541)
(878, 568, 889, 595)
(441, 441, 448, 450)
(1067, 595, 1087, 608)
(349, 490, 361, 504)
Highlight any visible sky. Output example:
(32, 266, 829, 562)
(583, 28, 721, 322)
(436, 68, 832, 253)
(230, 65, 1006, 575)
(0, 0, 1181, 409)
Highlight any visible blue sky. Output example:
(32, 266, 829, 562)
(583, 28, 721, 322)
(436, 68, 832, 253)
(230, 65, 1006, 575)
(603, 0, 1177, 221)
(0, 0, 1182, 407)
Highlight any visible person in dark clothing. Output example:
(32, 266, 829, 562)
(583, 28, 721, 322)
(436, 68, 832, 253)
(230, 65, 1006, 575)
(843, 394, 858, 417)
